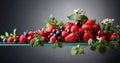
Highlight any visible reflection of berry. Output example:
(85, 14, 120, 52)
(98, 46, 106, 54)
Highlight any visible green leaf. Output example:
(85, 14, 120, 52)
(52, 41, 63, 48)
(57, 21, 65, 28)
(67, 14, 76, 21)
(0, 35, 5, 39)
(110, 41, 119, 49)
(79, 48, 84, 54)
(89, 46, 96, 51)
(13, 28, 16, 36)
(79, 15, 88, 23)
(88, 39, 93, 45)
(100, 40, 107, 46)
(76, 44, 80, 48)
(5, 32, 9, 37)
(71, 47, 78, 55)
(30, 34, 44, 47)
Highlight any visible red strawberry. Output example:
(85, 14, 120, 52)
(28, 31, 34, 37)
(44, 30, 50, 36)
(38, 30, 45, 36)
(16, 35, 20, 39)
(47, 24, 55, 33)
(83, 32, 93, 42)
(92, 24, 99, 30)
(62, 31, 68, 37)
(27, 36, 34, 42)
(102, 36, 108, 41)
(7, 37, 14, 43)
(81, 24, 92, 31)
(19, 35, 27, 43)
(65, 33, 79, 42)
(105, 32, 111, 40)
(85, 19, 95, 26)
(71, 25, 79, 33)
(64, 22, 74, 30)
(110, 33, 118, 39)
(57, 36, 64, 42)
(42, 36, 49, 42)
(78, 28, 84, 36)
(97, 30, 104, 37)
(50, 36, 56, 43)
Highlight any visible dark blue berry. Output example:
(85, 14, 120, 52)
(53, 34, 58, 38)
(48, 35, 52, 39)
(50, 33, 54, 36)
(52, 29, 56, 34)
(56, 31, 61, 36)
(67, 29, 71, 34)
(3, 39, 7, 42)
(13, 39, 19, 43)
(23, 32, 28, 37)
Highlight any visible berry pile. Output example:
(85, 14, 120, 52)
(0, 9, 119, 45)
(0, 8, 120, 55)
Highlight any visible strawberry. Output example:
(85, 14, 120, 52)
(102, 36, 108, 41)
(42, 36, 49, 42)
(97, 30, 104, 37)
(27, 36, 34, 42)
(44, 30, 50, 36)
(71, 25, 79, 33)
(85, 19, 95, 26)
(57, 36, 64, 42)
(92, 24, 99, 30)
(78, 28, 84, 36)
(83, 32, 93, 42)
(19, 35, 27, 43)
(105, 32, 111, 40)
(50, 36, 56, 43)
(28, 31, 34, 37)
(62, 31, 68, 37)
(16, 35, 20, 39)
(7, 37, 14, 43)
(47, 24, 55, 33)
(81, 24, 92, 31)
(38, 30, 45, 36)
(65, 33, 79, 42)
(110, 33, 118, 39)
(64, 22, 74, 30)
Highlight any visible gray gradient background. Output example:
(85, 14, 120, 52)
(0, 0, 120, 63)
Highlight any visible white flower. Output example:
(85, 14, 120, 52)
(74, 8, 85, 15)
(102, 18, 114, 25)
(96, 36, 102, 43)
(74, 8, 80, 14)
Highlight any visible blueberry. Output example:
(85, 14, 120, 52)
(50, 33, 54, 36)
(52, 29, 56, 34)
(56, 31, 61, 36)
(60, 26, 65, 30)
(48, 35, 52, 39)
(14, 39, 19, 43)
(23, 32, 28, 37)
(60, 29, 63, 32)
(3, 39, 7, 42)
(118, 40, 120, 43)
(67, 29, 71, 34)
(53, 34, 58, 38)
